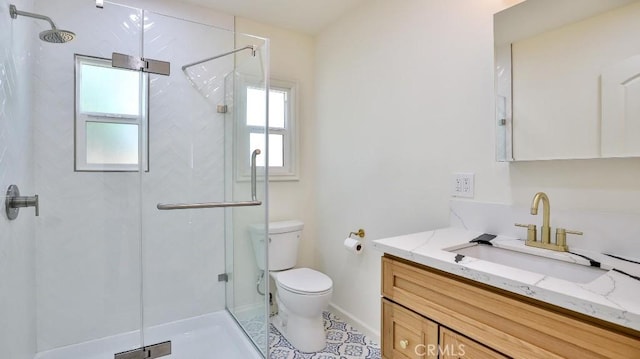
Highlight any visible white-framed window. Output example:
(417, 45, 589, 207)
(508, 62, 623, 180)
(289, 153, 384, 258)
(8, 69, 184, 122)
(237, 78, 298, 181)
(74, 54, 148, 172)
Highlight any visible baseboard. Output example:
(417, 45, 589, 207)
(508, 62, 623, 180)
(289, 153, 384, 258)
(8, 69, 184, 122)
(328, 302, 380, 344)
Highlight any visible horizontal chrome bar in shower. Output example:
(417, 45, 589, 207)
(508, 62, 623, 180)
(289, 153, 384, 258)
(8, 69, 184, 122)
(181, 45, 257, 71)
(157, 200, 261, 210)
(157, 149, 262, 210)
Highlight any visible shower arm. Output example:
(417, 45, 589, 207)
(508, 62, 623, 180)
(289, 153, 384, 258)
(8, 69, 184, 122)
(181, 45, 256, 71)
(156, 149, 262, 210)
(10, 5, 57, 29)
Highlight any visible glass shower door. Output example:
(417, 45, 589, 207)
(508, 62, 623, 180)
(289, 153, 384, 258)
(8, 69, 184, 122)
(224, 42, 270, 357)
(29, 1, 145, 358)
(141, 10, 269, 358)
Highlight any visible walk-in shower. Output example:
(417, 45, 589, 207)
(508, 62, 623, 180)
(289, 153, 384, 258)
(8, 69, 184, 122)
(9, 4, 75, 43)
(1, 1, 269, 358)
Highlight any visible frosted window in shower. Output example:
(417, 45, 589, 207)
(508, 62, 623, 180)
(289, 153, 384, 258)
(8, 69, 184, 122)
(79, 64, 140, 117)
(241, 79, 297, 180)
(86, 122, 139, 164)
(74, 54, 148, 171)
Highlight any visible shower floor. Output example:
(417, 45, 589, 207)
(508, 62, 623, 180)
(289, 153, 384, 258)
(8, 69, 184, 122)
(34, 310, 262, 359)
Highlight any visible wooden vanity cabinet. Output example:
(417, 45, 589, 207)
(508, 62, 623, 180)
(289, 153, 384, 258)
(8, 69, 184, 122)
(381, 255, 640, 359)
(439, 327, 507, 359)
(382, 299, 438, 359)
(383, 299, 504, 359)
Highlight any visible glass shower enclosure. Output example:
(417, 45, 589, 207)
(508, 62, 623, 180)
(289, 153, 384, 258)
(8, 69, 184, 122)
(0, 1, 269, 358)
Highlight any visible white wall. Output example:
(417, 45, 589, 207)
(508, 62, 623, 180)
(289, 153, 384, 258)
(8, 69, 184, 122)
(0, 1, 37, 357)
(314, 0, 640, 341)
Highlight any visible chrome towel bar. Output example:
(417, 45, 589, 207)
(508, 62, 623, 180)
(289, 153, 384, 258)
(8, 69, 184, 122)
(157, 149, 262, 210)
(157, 200, 261, 210)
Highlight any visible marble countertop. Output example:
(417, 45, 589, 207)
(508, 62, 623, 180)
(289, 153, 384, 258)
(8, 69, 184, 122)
(373, 227, 640, 331)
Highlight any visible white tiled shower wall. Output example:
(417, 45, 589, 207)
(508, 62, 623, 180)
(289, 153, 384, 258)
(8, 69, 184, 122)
(0, 1, 37, 358)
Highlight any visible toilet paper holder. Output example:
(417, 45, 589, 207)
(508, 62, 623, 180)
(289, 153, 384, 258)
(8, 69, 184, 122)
(349, 229, 365, 239)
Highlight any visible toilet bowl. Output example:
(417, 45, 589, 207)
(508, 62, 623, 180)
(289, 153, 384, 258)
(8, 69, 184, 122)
(271, 268, 333, 352)
(249, 220, 334, 352)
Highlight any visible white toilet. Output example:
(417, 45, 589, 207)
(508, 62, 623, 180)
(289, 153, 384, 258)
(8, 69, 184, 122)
(249, 220, 333, 353)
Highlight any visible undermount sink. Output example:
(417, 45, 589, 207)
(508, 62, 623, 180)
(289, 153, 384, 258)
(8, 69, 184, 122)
(450, 244, 607, 284)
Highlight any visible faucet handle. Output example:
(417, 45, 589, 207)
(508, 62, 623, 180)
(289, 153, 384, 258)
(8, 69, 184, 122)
(556, 228, 582, 250)
(515, 223, 537, 243)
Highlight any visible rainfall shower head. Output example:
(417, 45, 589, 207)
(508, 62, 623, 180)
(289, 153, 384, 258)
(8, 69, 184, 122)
(9, 4, 75, 43)
(39, 29, 75, 43)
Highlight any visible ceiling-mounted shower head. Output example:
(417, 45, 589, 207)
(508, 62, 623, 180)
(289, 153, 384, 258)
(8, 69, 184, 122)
(9, 4, 76, 43)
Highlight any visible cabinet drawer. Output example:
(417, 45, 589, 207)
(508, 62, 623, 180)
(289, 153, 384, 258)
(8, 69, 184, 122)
(439, 327, 508, 359)
(382, 299, 438, 359)
(382, 255, 640, 358)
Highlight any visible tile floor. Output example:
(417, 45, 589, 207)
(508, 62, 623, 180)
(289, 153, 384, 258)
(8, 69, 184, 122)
(269, 311, 381, 359)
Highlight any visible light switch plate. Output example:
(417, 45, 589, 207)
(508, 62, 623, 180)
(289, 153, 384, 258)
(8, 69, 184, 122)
(452, 173, 474, 198)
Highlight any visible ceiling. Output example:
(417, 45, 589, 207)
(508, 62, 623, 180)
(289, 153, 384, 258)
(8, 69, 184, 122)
(176, 0, 368, 34)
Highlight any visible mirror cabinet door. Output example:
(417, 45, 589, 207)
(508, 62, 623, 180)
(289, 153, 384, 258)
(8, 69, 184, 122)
(494, 0, 640, 161)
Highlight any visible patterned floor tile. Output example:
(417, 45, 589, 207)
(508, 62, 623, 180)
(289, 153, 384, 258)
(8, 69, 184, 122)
(269, 311, 381, 359)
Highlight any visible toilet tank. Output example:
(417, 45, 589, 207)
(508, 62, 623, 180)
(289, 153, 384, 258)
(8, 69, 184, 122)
(249, 220, 304, 271)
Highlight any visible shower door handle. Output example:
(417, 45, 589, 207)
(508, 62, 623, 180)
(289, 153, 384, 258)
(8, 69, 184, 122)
(157, 149, 262, 211)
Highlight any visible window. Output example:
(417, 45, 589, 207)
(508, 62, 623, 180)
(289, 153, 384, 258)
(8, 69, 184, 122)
(239, 79, 298, 181)
(74, 55, 148, 171)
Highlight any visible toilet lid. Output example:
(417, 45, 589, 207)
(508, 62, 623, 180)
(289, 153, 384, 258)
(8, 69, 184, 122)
(276, 268, 333, 294)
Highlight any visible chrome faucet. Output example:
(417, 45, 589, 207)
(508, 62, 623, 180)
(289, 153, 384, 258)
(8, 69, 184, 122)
(531, 192, 551, 244)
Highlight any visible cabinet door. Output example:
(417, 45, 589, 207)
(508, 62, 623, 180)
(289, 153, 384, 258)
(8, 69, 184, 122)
(382, 299, 438, 359)
(439, 327, 508, 359)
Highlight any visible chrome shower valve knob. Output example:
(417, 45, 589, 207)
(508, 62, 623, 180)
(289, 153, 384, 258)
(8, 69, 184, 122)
(5, 184, 39, 220)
